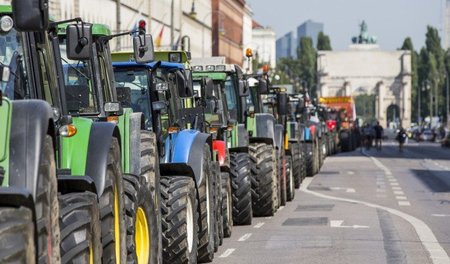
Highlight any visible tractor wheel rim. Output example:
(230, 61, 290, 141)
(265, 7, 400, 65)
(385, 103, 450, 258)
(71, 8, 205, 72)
(186, 198, 194, 253)
(289, 164, 294, 194)
(227, 191, 232, 221)
(89, 243, 94, 264)
(135, 207, 150, 263)
(114, 185, 121, 264)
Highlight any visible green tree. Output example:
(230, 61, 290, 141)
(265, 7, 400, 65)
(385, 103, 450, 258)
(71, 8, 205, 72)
(297, 37, 317, 96)
(317, 32, 332, 51)
(400, 37, 419, 122)
(425, 26, 445, 118)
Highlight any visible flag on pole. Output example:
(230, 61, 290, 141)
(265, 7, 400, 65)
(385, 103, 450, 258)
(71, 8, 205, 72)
(155, 25, 165, 48)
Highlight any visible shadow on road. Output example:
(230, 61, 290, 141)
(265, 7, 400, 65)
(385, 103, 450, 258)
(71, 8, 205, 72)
(411, 169, 450, 193)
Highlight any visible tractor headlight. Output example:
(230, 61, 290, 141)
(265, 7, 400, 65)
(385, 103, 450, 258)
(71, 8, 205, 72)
(0, 16, 13, 32)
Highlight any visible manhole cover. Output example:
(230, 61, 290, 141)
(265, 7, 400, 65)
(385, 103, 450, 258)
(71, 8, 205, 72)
(282, 217, 328, 226)
(296, 204, 334, 212)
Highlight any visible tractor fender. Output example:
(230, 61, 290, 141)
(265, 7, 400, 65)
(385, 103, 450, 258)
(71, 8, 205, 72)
(169, 130, 212, 186)
(128, 112, 145, 176)
(85, 122, 121, 197)
(236, 123, 249, 147)
(9, 100, 55, 200)
(274, 124, 284, 151)
(57, 175, 97, 196)
(254, 113, 275, 142)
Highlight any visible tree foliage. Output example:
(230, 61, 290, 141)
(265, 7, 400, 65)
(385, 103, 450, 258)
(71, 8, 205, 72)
(297, 37, 317, 96)
(317, 32, 332, 51)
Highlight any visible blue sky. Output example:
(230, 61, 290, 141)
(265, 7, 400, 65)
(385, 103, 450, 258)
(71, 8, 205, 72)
(247, 0, 443, 51)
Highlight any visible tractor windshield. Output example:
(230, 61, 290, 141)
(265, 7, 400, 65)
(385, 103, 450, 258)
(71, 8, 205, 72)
(58, 37, 98, 115)
(0, 26, 30, 100)
(114, 68, 152, 128)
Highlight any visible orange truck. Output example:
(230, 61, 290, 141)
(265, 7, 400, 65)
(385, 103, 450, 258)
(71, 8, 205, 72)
(319, 96, 358, 152)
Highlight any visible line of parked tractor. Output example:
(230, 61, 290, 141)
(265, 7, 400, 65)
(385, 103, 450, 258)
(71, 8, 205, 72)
(0, 1, 355, 263)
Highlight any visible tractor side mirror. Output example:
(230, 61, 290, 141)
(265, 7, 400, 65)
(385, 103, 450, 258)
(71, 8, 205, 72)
(176, 71, 193, 98)
(133, 34, 154, 63)
(12, 0, 49, 31)
(276, 93, 288, 116)
(66, 23, 93, 60)
(238, 80, 249, 97)
(258, 79, 269, 94)
(152, 101, 167, 113)
(0, 65, 10, 82)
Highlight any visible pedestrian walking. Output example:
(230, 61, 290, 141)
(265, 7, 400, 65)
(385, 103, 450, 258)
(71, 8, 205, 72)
(373, 121, 384, 151)
(396, 127, 407, 153)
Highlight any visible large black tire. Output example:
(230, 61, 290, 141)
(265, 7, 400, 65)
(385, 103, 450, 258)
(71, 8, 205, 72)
(211, 162, 222, 252)
(286, 155, 295, 202)
(230, 152, 252, 225)
(221, 172, 233, 237)
(197, 145, 215, 263)
(305, 142, 314, 176)
(124, 131, 160, 264)
(99, 138, 126, 263)
(0, 207, 35, 263)
(161, 176, 198, 264)
(291, 143, 302, 189)
(278, 150, 287, 207)
(124, 173, 158, 264)
(249, 143, 278, 217)
(59, 192, 102, 263)
(36, 135, 60, 263)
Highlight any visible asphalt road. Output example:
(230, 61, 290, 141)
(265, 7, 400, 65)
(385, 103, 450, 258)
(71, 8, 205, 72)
(212, 141, 450, 264)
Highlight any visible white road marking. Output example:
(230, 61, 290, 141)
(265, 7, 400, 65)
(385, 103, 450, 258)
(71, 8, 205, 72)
(330, 220, 369, 229)
(388, 178, 397, 182)
(432, 214, 450, 217)
(393, 191, 404, 195)
(301, 177, 450, 264)
(376, 194, 387, 198)
(278, 206, 284, 211)
(347, 171, 355, 175)
(392, 186, 402, 190)
(398, 201, 411, 206)
(253, 222, 265, 229)
(346, 188, 356, 193)
(396, 196, 407, 200)
(390, 182, 399, 186)
(376, 189, 386, 193)
(238, 233, 252, 242)
(219, 248, 236, 258)
(330, 187, 341, 190)
(265, 216, 273, 219)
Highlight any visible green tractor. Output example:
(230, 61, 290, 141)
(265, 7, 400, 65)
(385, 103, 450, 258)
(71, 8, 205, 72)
(0, 3, 61, 263)
(51, 21, 160, 263)
(191, 59, 253, 225)
(245, 73, 283, 216)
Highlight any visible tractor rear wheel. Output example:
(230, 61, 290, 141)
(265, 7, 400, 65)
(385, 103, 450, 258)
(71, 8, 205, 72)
(230, 152, 252, 225)
(36, 135, 60, 263)
(221, 171, 233, 237)
(59, 192, 102, 263)
(197, 145, 215, 263)
(99, 138, 126, 263)
(291, 143, 302, 189)
(286, 155, 295, 202)
(124, 130, 160, 264)
(161, 176, 198, 264)
(0, 207, 35, 263)
(249, 143, 278, 217)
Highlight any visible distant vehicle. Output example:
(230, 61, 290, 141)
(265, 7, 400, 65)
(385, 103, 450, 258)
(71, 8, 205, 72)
(419, 129, 435, 142)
